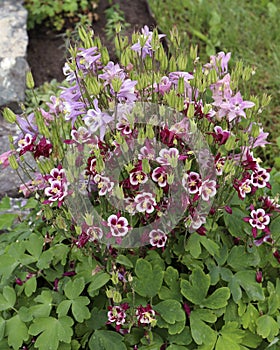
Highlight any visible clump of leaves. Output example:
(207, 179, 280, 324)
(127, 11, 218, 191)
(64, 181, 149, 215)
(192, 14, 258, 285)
(24, 0, 98, 31)
(105, 3, 130, 39)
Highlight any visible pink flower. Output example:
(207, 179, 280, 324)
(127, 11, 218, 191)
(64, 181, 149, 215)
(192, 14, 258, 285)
(215, 154, 225, 176)
(107, 214, 129, 237)
(156, 148, 179, 166)
(200, 179, 217, 201)
(151, 167, 167, 188)
(117, 79, 138, 103)
(212, 126, 230, 145)
(154, 76, 172, 95)
(149, 229, 167, 248)
(71, 127, 92, 144)
(138, 142, 155, 160)
(34, 137, 52, 159)
(135, 192, 156, 214)
(44, 180, 68, 207)
(129, 168, 148, 186)
(234, 176, 252, 200)
(94, 174, 114, 196)
(244, 208, 270, 238)
(87, 226, 103, 241)
(17, 133, 36, 155)
(117, 116, 132, 135)
(136, 304, 156, 325)
(251, 167, 270, 188)
(107, 303, 129, 331)
(0, 150, 14, 168)
(182, 172, 201, 194)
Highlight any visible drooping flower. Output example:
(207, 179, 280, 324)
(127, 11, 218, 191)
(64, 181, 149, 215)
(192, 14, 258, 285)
(211, 126, 230, 145)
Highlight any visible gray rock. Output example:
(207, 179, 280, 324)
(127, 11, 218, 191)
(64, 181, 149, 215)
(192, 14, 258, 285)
(0, 0, 28, 108)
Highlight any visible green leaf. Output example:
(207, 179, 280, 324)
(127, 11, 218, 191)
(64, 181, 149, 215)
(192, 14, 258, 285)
(0, 317, 5, 341)
(133, 258, 164, 298)
(57, 300, 72, 317)
(201, 287, 230, 309)
(229, 271, 265, 303)
(189, 310, 217, 347)
(0, 255, 18, 282)
(0, 196, 11, 210)
(0, 213, 17, 230)
(256, 315, 279, 342)
(24, 276, 37, 297)
(89, 330, 126, 350)
(224, 207, 248, 238)
(241, 303, 259, 333)
(88, 272, 110, 296)
(30, 290, 53, 318)
(159, 267, 182, 301)
(0, 286, 16, 311)
(215, 322, 245, 350)
(186, 234, 201, 258)
(199, 235, 220, 257)
(6, 314, 29, 349)
(71, 296, 91, 322)
(180, 268, 210, 304)
(154, 299, 185, 324)
(227, 246, 260, 271)
(29, 316, 74, 350)
(116, 254, 133, 268)
(64, 277, 85, 300)
(26, 233, 44, 259)
(167, 326, 192, 346)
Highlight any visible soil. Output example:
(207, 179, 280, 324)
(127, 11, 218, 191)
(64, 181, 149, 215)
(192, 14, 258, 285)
(27, 0, 157, 86)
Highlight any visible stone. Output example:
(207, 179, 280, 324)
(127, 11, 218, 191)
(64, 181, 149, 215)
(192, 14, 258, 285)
(0, 0, 29, 109)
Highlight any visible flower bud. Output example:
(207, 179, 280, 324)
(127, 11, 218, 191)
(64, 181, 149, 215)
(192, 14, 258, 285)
(112, 290, 122, 303)
(8, 154, 18, 170)
(3, 107, 16, 124)
(256, 270, 263, 283)
(142, 158, 150, 173)
(26, 70, 35, 89)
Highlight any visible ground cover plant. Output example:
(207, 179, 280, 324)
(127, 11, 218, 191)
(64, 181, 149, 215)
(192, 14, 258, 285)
(147, 0, 280, 168)
(0, 23, 280, 350)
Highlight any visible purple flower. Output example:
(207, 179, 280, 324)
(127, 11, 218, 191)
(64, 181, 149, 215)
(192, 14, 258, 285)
(117, 79, 138, 103)
(34, 137, 52, 159)
(219, 91, 255, 122)
(212, 126, 230, 145)
(208, 52, 231, 75)
(129, 168, 148, 186)
(83, 99, 113, 140)
(99, 61, 125, 84)
(76, 46, 101, 71)
(131, 25, 165, 59)
(0, 150, 14, 168)
(17, 133, 36, 156)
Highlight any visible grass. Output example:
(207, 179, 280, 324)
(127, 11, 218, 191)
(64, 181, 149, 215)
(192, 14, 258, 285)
(147, 0, 280, 167)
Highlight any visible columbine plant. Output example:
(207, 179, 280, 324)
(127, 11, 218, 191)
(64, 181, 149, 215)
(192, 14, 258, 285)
(0, 25, 280, 350)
